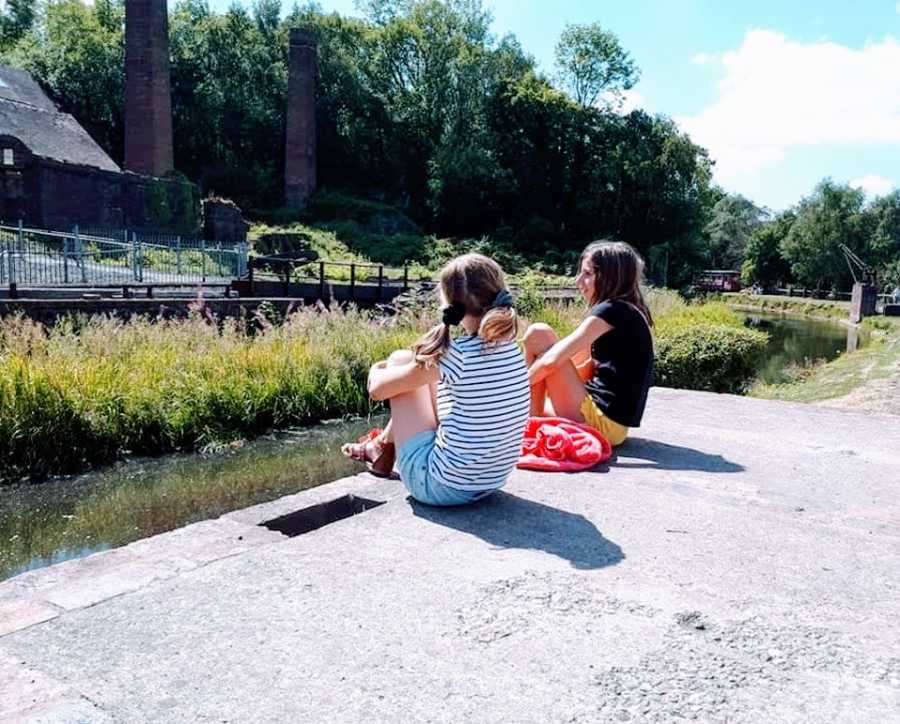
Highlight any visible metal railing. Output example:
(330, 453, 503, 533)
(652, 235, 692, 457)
(0, 222, 249, 287)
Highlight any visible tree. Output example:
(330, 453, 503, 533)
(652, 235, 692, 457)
(780, 180, 873, 290)
(867, 191, 900, 288)
(554, 22, 638, 109)
(741, 211, 795, 288)
(0, 0, 37, 49)
(704, 193, 767, 269)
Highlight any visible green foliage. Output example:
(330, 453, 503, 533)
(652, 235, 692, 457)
(654, 324, 769, 394)
(741, 211, 796, 288)
(554, 22, 638, 109)
(780, 180, 872, 290)
(705, 193, 768, 269)
(147, 179, 173, 227)
(4, 0, 717, 284)
(0, 0, 37, 49)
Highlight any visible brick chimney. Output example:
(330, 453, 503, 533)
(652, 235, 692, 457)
(285, 28, 317, 208)
(124, 0, 174, 177)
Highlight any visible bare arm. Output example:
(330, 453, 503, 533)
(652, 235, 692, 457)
(528, 316, 612, 386)
(368, 359, 440, 401)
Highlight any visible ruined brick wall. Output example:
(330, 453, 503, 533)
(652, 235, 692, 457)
(202, 198, 248, 243)
(285, 29, 317, 208)
(124, 0, 174, 177)
(37, 162, 123, 230)
(19, 160, 198, 233)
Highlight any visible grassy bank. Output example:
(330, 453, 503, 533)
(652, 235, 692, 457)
(0, 292, 767, 483)
(721, 292, 850, 323)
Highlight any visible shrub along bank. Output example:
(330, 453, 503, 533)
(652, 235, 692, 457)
(0, 295, 767, 483)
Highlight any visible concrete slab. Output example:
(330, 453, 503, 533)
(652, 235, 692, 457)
(1, 388, 899, 723)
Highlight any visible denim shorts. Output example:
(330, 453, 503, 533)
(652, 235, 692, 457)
(396, 430, 490, 507)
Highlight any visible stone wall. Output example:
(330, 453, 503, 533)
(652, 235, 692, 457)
(2, 158, 199, 233)
(202, 198, 248, 243)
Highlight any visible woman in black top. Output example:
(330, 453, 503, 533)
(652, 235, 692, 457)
(524, 241, 654, 446)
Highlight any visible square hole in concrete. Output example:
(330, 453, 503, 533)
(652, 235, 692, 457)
(259, 495, 385, 537)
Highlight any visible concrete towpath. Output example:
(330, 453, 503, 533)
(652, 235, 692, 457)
(1, 388, 899, 723)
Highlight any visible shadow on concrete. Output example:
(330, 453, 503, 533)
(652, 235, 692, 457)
(410, 491, 623, 570)
(613, 438, 744, 473)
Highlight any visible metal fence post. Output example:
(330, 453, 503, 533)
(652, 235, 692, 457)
(176, 236, 182, 276)
(10, 220, 20, 284)
(76, 225, 87, 283)
(378, 265, 384, 301)
(201, 239, 206, 282)
(319, 261, 326, 300)
(63, 236, 70, 284)
(131, 232, 138, 282)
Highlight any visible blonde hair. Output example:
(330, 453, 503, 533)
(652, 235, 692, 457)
(413, 253, 518, 366)
(580, 240, 654, 327)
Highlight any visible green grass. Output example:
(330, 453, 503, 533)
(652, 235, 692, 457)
(722, 292, 850, 321)
(0, 309, 417, 483)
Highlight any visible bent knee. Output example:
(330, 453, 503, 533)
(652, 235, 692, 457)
(386, 348, 415, 366)
(523, 323, 558, 354)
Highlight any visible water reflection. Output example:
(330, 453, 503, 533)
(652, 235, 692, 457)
(745, 312, 865, 385)
(0, 416, 383, 581)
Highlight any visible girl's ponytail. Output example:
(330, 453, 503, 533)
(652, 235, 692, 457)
(413, 265, 466, 367)
(412, 254, 516, 365)
(478, 289, 518, 346)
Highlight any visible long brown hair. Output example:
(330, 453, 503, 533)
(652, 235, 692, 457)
(580, 241, 654, 327)
(413, 253, 518, 366)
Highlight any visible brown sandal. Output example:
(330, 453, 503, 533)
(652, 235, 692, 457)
(341, 428, 397, 478)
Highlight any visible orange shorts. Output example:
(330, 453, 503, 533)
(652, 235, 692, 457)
(580, 396, 629, 447)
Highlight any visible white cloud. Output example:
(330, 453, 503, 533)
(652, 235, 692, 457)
(677, 30, 900, 184)
(850, 174, 895, 196)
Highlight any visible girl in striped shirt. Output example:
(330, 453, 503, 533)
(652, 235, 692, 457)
(342, 254, 530, 506)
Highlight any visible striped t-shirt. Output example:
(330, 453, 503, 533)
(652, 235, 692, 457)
(429, 334, 530, 492)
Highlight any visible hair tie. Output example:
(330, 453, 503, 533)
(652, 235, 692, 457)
(490, 288, 514, 309)
(441, 301, 466, 326)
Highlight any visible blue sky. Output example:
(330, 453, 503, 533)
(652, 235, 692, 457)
(208, 0, 900, 211)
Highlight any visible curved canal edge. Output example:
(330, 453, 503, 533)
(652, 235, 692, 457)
(730, 303, 900, 413)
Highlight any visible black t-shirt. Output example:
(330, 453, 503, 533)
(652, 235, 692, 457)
(584, 299, 653, 427)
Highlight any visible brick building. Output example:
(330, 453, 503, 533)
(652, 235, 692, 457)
(0, 64, 197, 232)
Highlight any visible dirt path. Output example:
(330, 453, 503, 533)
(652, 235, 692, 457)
(817, 364, 900, 416)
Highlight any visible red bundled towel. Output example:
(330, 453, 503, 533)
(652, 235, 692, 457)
(517, 417, 612, 472)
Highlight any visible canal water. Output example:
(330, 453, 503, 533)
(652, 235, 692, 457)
(0, 416, 383, 581)
(745, 311, 863, 385)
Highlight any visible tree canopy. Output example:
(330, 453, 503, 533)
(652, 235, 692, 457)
(4, 0, 896, 288)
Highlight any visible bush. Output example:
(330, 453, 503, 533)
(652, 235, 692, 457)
(654, 324, 769, 394)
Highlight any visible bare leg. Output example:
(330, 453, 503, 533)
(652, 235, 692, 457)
(382, 349, 439, 450)
(522, 322, 588, 422)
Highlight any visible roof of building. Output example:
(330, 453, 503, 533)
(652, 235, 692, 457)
(0, 63, 119, 172)
(0, 64, 57, 112)
(0, 98, 120, 172)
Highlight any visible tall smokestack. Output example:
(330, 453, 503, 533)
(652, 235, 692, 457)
(285, 28, 317, 208)
(124, 0, 174, 177)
